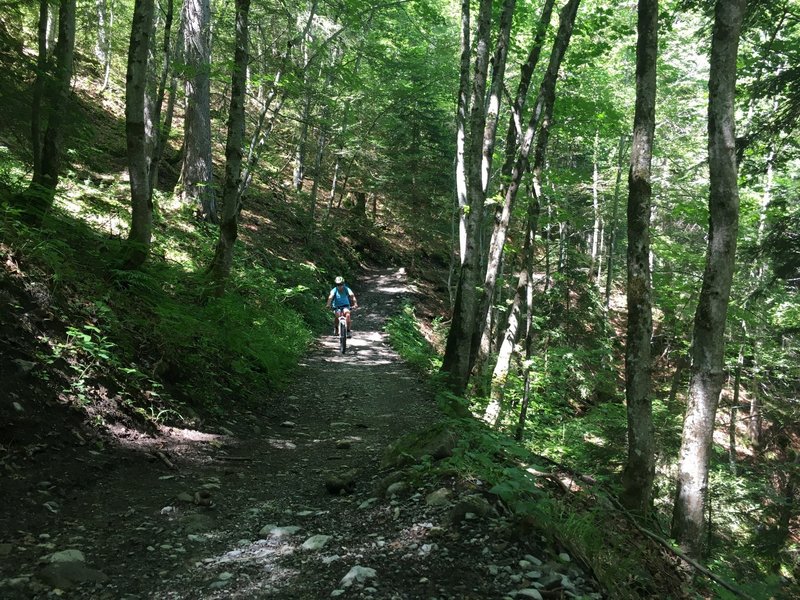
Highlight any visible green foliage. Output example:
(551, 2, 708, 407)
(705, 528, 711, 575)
(482, 269, 618, 454)
(0, 161, 322, 420)
(385, 302, 442, 374)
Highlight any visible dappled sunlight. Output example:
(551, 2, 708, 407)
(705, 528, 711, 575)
(268, 438, 297, 450)
(163, 509, 440, 598)
(106, 423, 226, 461)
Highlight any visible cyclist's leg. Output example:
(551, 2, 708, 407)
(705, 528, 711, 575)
(343, 307, 351, 331)
(332, 308, 340, 335)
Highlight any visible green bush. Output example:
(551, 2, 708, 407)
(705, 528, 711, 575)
(385, 302, 442, 373)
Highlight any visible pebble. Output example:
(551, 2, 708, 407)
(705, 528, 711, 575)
(302, 535, 331, 551)
(47, 549, 85, 563)
(340, 565, 377, 587)
(259, 524, 301, 537)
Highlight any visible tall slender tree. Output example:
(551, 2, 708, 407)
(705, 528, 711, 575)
(454, 0, 470, 264)
(124, 0, 156, 269)
(672, 0, 747, 557)
(181, 0, 216, 222)
(620, 0, 657, 516)
(94, 0, 112, 91)
(22, 0, 77, 219)
(474, 0, 556, 368)
(483, 0, 581, 411)
(208, 0, 251, 295)
(440, 0, 494, 395)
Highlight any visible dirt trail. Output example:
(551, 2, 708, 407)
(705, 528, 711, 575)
(1, 267, 602, 599)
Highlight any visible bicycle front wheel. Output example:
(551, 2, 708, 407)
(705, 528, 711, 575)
(339, 319, 347, 354)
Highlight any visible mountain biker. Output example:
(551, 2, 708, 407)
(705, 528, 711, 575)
(326, 276, 358, 337)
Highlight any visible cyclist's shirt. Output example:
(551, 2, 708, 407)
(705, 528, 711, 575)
(330, 286, 353, 308)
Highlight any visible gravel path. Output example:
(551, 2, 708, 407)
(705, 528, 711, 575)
(0, 267, 604, 599)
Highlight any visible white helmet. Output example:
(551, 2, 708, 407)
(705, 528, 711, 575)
(334, 276, 344, 285)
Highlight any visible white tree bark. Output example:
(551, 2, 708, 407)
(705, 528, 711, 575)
(95, 0, 112, 90)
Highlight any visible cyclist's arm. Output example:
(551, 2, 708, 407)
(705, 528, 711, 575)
(326, 290, 334, 308)
(349, 291, 358, 308)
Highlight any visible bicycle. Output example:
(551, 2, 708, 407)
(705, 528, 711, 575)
(332, 307, 352, 354)
(335, 308, 347, 353)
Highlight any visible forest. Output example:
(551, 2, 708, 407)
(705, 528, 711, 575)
(0, 0, 798, 597)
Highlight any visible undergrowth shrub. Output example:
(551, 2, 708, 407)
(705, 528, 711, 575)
(0, 166, 329, 420)
(385, 302, 442, 374)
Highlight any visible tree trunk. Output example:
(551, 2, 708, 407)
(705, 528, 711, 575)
(294, 90, 312, 192)
(148, 0, 176, 192)
(440, 0, 493, 395)
(590, 129, 602, 275)
(208, 0, 250, 296)
(475, 0, 554, 354)
(327, 20, 371, 221)
(26, 0, 77, 219)
(484, 197, 540, 425)
(672, 0, 746, 558)
(309, 49, 341, 234)
(464, 0, 514, 361)
(181, 0, 216, 222)
(46, 4, 58, 52)
(240, 33, 293, 197)
(479, 0, 516, 197)
(123, 0, 156, 269)
(293, 1, 320, 194)
(472, 0, 579, 375)
(605, 135, 627, 308)
(667, 352, 688, 407)
(729, 348, 743, 475)
(595, 219, 604, 286)
(620, 0, 657, 516)
(30, 0, 49, 182)
(95, 0, 112, 91)
(512, 6, 576, 437)
(748, 351, 763, 455)
(454, 0, 470, 263)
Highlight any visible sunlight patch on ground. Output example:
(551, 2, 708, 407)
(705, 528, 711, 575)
(583, 432, 606, 446)
(268, 438, 297, 450)
(163, 246, 194, 266)
(106, 423, 225, 459)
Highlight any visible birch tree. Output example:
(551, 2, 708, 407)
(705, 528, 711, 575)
(483, 0, 582, 414)
(474, 0, 556, 367)
(95, 0, 112, 91)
